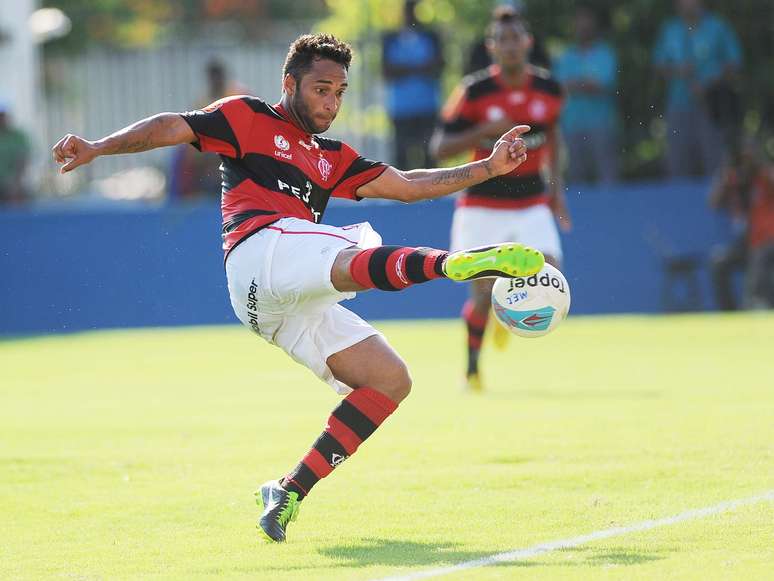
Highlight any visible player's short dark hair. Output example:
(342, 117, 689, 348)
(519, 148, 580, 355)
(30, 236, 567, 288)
(283, 33, 353, 81)
(487, 5, 530, 38)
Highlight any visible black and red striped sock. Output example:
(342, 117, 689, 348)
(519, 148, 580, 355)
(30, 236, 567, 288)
(349, 246, 448, 291)
(282, 387, 398, 500)
(463, 299, 488, 375)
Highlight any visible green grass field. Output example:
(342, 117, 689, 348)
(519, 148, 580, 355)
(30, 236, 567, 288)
(2, 314, 773, 580)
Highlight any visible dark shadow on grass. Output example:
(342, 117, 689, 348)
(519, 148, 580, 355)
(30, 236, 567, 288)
(318, 538, 506, 568)
(246, 540, 669, 575)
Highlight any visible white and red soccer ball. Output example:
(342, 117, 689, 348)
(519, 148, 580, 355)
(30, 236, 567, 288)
(491, 264, 571, 338)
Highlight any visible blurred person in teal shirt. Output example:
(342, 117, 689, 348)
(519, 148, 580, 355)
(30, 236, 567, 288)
(653, 0, 742, 178)
(0, 100, 31, 205)
(554, 4, 619, 185)
(381, 0, 444, 170)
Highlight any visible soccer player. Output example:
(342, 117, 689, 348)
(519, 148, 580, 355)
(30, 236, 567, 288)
(431, 10, 571, 392)
(52, 34, 544, 543)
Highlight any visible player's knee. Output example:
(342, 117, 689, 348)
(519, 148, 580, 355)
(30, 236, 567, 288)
(373, 362, 412, 403)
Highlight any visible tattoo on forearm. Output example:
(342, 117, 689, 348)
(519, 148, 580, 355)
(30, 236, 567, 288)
(105, 116, 160, 154)
(430, 166, 473, 186)
(482, 160, 494, 177)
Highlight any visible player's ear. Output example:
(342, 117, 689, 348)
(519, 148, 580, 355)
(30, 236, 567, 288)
(283, 73, 296, 97)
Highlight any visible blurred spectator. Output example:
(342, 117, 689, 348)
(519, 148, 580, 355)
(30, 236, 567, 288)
(464, 2, 550, 74)
(653, 0, 742, 178)
(554, 4, 618, 186)
(168, 59, 248, 201)
(709, 136, 774, 310)
(381, 0, 444, 169)
(0, 100, 31, 206)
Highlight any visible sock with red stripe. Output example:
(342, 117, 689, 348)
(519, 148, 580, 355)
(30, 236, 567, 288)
(281, 387, 398, 500)
(349, 246, 448, 291)
(463, 299, 488, 375)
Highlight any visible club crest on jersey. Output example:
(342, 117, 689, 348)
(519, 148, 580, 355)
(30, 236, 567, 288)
(274, 134, 290, 151)
(318, 157, 332, 181)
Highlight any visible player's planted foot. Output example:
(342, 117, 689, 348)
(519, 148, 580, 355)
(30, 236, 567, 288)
(256, 479, 301, 542)
(464, 372, 484, 392)
(444, 243, 544, 281)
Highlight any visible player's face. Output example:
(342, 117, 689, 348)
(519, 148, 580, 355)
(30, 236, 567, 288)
(488, 22, 532, 71)
(291, 58, 348, 134)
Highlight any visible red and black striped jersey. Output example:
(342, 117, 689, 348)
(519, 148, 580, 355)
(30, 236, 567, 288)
(179, 96, 387, 255)
(440, 65, 563, 209)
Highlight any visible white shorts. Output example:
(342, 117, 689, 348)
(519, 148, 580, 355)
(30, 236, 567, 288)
(225, 217, 383, 395)
(450, 203, 563, 262)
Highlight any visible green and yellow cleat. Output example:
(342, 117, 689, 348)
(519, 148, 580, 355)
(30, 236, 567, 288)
(255, 480, 301, 543)
(443, 243, 544, 281)
(464, 372, 485, 393)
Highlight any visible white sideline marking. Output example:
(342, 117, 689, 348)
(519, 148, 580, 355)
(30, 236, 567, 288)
(372, 490, 774, 581)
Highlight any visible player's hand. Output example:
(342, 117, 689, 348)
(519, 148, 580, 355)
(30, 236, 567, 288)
(486, 125, 530, 176)
(52, 134, 98, 173)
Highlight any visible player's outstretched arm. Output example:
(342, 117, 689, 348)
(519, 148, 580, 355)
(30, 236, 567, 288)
(52, 113, 195, 173)
(357, 125, 530, 203)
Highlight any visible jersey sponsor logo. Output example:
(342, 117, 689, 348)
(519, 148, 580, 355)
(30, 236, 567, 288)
(277, 178, 320, 221)
(274, 134, 290, 151)
(298, 138, 318, 151)
(318, 157, 332, 181)
(274, 134, 292, 160)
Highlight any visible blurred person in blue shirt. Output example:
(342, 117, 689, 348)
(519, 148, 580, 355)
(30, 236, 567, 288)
(653, 0, 742, 178)
(554, 4, 619, 185)
(381, 0, 444, 169)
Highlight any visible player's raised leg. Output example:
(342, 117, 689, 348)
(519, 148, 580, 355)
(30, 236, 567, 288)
(330, 242, 544, 292)
(257, 334, 409, 542)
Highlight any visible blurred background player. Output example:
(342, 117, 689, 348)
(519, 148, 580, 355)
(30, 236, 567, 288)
(0, 99, 31, 206)
(653, 0, 742, 178)
(554, 3, 619, 186)
(168, 58, 249, 201)
(51, 33, 544, 542)
(709, 135, 774, 310)
(464, 1, 550, 75)
(431, 9, 570, 392)
(381, 0, 444, 169)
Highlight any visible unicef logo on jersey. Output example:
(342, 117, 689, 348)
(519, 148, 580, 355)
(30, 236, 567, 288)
(318, 157, 332, 181)
(274, 134, 290, 151)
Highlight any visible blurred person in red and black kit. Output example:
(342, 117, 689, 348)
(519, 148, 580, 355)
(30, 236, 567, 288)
(431, 7, 569, 391)
(169, 59, 249, 201)
(710, 136, 774, 310)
